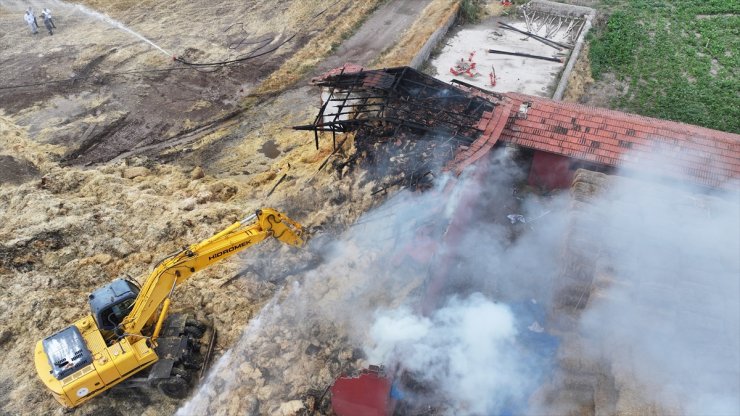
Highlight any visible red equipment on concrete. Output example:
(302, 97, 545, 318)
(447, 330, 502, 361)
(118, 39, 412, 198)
(331, 365, 396, 416)
(450, 51, 479, 77)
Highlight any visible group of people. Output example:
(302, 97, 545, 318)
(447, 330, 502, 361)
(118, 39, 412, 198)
(24, 7, 56, 36)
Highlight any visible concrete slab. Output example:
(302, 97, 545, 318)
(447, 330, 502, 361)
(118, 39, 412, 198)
(430, 16, 574, 97)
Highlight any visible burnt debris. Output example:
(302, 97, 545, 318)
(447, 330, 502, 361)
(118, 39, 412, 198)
(294, 66, 497, 193)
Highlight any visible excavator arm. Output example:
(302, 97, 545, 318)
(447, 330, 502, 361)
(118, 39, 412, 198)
(123, 208, 304, 336)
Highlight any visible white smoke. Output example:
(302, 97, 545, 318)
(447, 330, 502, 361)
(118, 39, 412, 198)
(176, 293, 280, 416)
(576, 153, 740, 415)
(177, 144, 740, 415)
(367, 295, 532, 415)
(179, 149, 568, 414)
(346, 151, 568, 415)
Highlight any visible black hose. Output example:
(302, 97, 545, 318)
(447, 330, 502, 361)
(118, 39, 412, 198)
(1, 0, 343, 90)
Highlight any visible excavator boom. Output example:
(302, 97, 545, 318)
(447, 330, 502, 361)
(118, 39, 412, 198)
(123, 208, 304, 335)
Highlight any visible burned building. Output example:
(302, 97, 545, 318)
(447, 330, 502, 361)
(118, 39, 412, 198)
(299, 65, 740, 192)
(294, 65, 498, 192)
(295, 66, 739, 416)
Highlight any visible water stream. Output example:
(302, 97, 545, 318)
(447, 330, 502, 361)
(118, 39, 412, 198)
(73, 3, 171, 57)
(51, 0, 173, 57)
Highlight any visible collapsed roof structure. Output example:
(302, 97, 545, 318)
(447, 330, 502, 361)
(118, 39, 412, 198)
(297, 65, 740, 191)
(295, 65, 739, 415)
(294, 65, 497, 192)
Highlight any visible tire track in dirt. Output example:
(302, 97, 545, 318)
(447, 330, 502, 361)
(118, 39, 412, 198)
(103, 0, 434, 167)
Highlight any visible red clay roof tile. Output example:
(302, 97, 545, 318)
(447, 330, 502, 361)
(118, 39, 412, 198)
(489, 92, 740, 189)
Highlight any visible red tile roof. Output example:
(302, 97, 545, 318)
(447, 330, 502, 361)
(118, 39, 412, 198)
(445, 102, 512, 174)
(361, 71, 397, 89)
(311, 66, 739, 189)
(463, 91, 740, 189)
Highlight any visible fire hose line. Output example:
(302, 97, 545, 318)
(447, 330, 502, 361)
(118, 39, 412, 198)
(0, 0, 343, 90)
(0, 66, 194, 91)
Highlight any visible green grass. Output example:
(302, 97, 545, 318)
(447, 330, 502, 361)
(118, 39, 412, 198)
(588, 0, 739, 133)
(459, 0, 484, 24)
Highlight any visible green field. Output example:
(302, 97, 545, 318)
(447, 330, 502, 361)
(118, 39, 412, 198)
(588, 0, 739, 133)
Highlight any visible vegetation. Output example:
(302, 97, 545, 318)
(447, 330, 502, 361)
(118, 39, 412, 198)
(458, 0, 483, 24)
(588, 0, 739, 133)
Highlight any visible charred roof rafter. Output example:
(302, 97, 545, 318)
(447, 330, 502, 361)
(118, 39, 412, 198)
(294, 67, 496, 150)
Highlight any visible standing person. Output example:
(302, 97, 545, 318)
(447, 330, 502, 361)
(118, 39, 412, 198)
(24, 10, 38, 35)
(42, 8, 56, 29)
(42, 10, 53, 35)
(27, 7, 38, 27)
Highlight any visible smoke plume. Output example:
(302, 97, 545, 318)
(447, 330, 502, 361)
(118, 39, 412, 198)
(180, 147, 738, 415)
(367, 295, 545, 415)
(179, 149, 568, 414)
(576, 155, 740, 415)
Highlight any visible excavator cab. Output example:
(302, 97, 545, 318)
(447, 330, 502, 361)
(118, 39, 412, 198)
(88, 279, 140, 331)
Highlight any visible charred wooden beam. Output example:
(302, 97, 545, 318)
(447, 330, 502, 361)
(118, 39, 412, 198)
(328, 95, 388, 101)
(450, 79, 495, 95)
(497, 22, 571, 49)
(496, 22, 564, 50)
(488, 49, 562, 63)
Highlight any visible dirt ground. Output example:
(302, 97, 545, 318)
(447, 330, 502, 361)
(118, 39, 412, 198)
(561, 42, 630, 108)
(0, 0, 377, 166)
(3, 0, 717, 415)
(0, 0, 439, 415)
(316, 0, 433, 74)
(561, 42, 594, 103)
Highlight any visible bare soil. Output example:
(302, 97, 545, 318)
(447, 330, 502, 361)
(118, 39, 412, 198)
(562, 42, 595, 103)
(0, 0, 437, 415)
(316, 0, 434, 74)
(560, 42, 632, 109)
(0, 0, 365, 166)
(575, 71, 629, 108)
(0, 1, 689, 415)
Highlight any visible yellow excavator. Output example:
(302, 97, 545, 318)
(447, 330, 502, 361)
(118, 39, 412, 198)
(34, 208, 305, 407)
